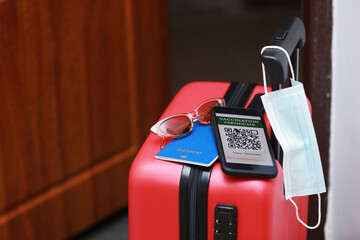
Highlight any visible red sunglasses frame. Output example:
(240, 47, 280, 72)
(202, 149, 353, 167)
(150, 97, 226, 149)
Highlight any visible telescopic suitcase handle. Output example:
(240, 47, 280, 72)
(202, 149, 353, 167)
(261, 16, 306, 166)
(261, 16, 306, 86)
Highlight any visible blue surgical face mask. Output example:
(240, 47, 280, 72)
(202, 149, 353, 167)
(260, 46, 326, 229)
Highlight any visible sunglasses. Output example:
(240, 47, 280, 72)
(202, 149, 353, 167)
(150, 97, 226, 149)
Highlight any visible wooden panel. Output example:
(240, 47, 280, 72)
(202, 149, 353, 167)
(93, 153, 132, 221)
(0, 0, 40, 210)
(133, 0, 171, 142)
(0, 150, 134, 240)
(0, 0, 133, 208)
(87, 0, 132, 162)
(54, 0, 92, 176)
(0, 0, 169, 239)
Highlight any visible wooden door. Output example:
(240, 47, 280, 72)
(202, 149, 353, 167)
(0, 0, 169, 239)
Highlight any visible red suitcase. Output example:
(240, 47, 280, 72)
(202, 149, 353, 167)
(129, 16, 310, 240)
(128, 81, 309, 240)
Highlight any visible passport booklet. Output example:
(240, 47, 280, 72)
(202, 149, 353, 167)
(155, 121, 219, 167)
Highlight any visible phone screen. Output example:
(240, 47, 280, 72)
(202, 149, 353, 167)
(215, 113, 273, 166)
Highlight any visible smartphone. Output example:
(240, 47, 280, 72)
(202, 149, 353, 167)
(210, 107, 277, 178)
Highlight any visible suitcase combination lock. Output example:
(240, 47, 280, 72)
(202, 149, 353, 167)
(214, 204, 238, 240)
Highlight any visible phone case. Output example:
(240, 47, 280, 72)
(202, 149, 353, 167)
(211, 107, 278, 178)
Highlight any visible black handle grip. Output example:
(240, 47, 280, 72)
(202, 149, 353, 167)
(261, 16, 306, 84)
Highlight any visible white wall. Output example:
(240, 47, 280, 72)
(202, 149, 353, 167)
(325, 0, 360, 239)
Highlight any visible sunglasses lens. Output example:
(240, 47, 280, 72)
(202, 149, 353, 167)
(159, 116, 191, 136)
(197, 100, 223, 124)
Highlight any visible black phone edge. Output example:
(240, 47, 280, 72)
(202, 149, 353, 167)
(210, 107, 278, 179)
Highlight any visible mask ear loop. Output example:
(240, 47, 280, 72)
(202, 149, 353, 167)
(260, 45, 296, 95)
(260, 45, 321, 229)
(289, 194, 322, 229)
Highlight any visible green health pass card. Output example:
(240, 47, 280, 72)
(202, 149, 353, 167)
(215, 113, 273, 166)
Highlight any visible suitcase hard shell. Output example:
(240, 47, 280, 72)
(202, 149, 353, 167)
(128, 81, 308, 240)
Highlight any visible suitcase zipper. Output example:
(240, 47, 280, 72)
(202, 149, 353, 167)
(180, 166, 211, 240)
(223, 83, 255, 108)
(179, 83, 255, 240)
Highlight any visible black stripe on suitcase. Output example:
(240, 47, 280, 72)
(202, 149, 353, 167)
(179, 165, 211, 240)
(179, 83, 255, 240)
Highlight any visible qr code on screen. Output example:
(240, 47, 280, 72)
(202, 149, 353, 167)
(224, 127, 262, 150)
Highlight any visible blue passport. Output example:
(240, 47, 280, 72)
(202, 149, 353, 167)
(155, 121, 218, 167)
